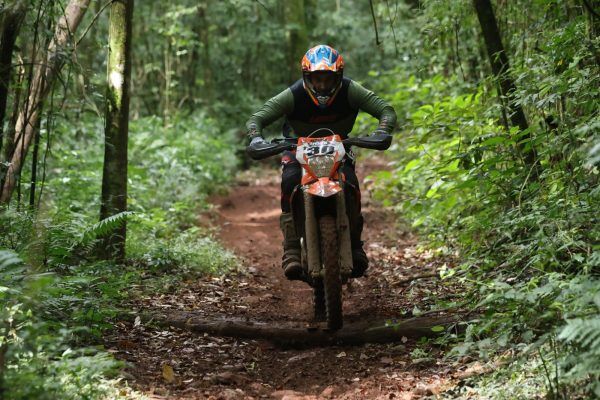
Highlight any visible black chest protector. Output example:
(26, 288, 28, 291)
(284, 77, 359, 138)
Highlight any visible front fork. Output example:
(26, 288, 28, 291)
(303, 188, 353, 280)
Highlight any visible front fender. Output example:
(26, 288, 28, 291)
(306, 178, 342, 197)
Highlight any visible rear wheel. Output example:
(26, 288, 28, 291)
(319, 215, 343, 330)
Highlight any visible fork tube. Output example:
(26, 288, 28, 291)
(304, 191, 321, 277)
(336, 188, 353, 277)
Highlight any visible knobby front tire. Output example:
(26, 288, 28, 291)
(313, 279, 326, 322)
(319, 215, 343, 330)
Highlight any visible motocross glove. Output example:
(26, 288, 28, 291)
(371, 128, 390, 136)
(247, 122, 262, 142)
(250, 136, 268, 146)
(367, 131, 393, 150)
(345, 132, 392, 151)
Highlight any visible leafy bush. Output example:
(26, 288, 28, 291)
(369, 3, 600, 395)
(0, 250, 121, 400)
(1, 112, 239, 398)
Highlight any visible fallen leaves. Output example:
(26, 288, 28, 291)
(106, 162, 466, 400)
(162, 363, 175, 384)
(380, 357, 394, 364)
(287, 351, 316, 363)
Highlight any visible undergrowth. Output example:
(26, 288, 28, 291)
(0, 114, 237, 399)
(363, 4, 600, 398)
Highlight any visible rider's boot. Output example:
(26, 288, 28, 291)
(280, 212, 303, 280)
(350, 213, 369, 278)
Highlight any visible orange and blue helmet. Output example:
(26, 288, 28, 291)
(301, 45, 344, 108)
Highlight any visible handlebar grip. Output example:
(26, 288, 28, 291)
(344, 134, 392, 151)
(246, 142, 294, 160)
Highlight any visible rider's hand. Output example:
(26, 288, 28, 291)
(250, 136, 268, 146)
(370, 128, 389, 136)
(345, 132, 392, 151)
(343, 137, 358, 150)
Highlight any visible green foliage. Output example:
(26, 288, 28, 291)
(80, 211, 134, 245)
(369, 1, 600, 396)
(0, 209, 35, 251)
(0, 251, 123, 400)
(1, 110, 237, 397)
(442, 353, 555, 399)
(558, 305, 600, 396)
(127, 115, 238, 215)
(5, 346, 123, 400)
(128, 227, 236, 276)
(4, 0, 598, 397)
(561, 318, 600, 350)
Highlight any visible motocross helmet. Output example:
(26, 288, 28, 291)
(301, 45, 344, 108)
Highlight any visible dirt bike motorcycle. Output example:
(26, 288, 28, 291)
(247, 129, 391, 330)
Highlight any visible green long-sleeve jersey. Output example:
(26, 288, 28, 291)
(246, 78, 396, 140)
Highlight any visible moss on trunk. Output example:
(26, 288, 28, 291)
(99, 0, 134, 261)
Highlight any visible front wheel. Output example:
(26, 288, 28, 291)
(319, 215, 343, 330)
(313, 279, 326, 322)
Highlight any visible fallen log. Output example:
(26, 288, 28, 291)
(149, 312, 463, 347)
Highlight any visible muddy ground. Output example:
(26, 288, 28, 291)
(108, 156, 474, 399)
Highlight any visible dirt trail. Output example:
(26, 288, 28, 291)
(109, 156, 465, 399)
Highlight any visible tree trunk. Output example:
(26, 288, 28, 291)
(0, 332, 8, 399)
(473, 0, 536, 166)
(404, 0, 421, 10)
(582, 0, 600, 38)
(285, 0, 309, 83)
(198, 1, 213, 106)
(0, 1, 27, 158)
(0, 0, 91, 204)
(2, 59, 23, 188)
(99, 0, 133, 261)
(185, 7, 202, 111)
(163, 40, 171, 121)
(28, 122, 41, 209)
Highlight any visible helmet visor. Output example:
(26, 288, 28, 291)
(308, 71, 339, 95)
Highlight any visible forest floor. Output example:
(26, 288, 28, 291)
(108, 156, 477, 399)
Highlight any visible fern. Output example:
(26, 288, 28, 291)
(0, 250, 24, 296)
(559, 317, 600, 351)
(79, 211, 134, 245)
(558, 316, 600, 395)
(0, 250, 22, 269)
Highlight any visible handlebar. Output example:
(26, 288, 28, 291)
(246, 140, 295, 160)
(246, 134, 392, 161)
(342, 133, 392, 150)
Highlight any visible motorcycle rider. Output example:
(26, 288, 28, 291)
(246, 44, 396, 281)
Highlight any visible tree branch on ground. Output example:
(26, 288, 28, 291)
(147, 312, 463, 347)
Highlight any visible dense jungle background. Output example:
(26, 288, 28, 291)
(0, 0, 598, 399)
